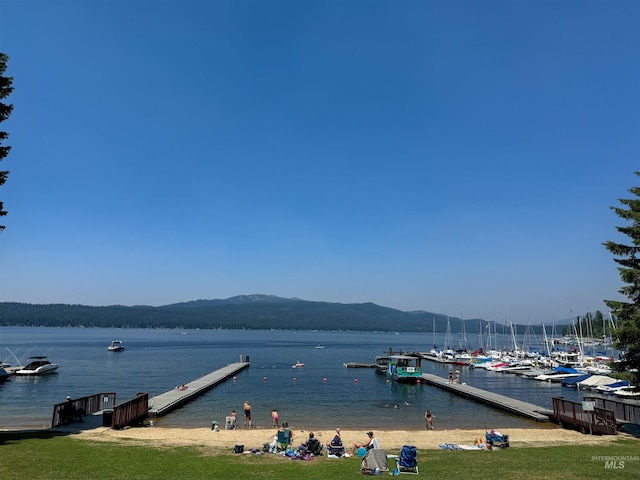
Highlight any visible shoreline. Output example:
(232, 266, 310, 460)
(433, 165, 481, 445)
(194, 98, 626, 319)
(70, 425, 636, 451)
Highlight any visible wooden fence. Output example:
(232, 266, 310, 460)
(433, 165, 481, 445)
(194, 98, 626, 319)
(584, 396, 640, 425)
(552, 396, 617, 435)
(109, 392, 149, 429)
(52, 392, 116, 427)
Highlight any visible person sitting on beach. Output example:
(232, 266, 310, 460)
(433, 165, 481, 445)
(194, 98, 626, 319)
(351, 431, 378, 455)
(474, 437, 491, 450)
(327, 428, 345, 457)
(300, 431, 322, 455)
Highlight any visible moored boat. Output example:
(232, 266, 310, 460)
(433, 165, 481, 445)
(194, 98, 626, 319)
(15, 356, 59, 376)
(614, 386, 640, 398)
(596, 380, 630, 394)
(387, 355, 422, 383)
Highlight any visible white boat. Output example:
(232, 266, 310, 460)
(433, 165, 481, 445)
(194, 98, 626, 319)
(314, 345, 325, 349)
(15, 356, 59, 375)
(614, 386, 640, 398)
(534, 366, 581, 382)
(596, 380, 630, 394)
(576, 374, 618, 390)
(292, 361, 304, 368)
(107, 340, 125, 352)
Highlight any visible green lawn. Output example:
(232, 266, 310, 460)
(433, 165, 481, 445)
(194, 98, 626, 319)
(0, 430, 638, 479)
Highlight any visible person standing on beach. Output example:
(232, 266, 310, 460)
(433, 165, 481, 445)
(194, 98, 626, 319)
(243, 400, 252, 427)
(425, 409, 433, 430)
(272, 409, 279, 427)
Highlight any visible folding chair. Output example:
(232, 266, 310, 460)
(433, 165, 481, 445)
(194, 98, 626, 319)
(225, 416, 237, 430)
(396, 445, 418, 474)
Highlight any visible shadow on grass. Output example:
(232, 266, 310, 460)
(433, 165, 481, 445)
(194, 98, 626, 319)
(0, 412, 106, 445)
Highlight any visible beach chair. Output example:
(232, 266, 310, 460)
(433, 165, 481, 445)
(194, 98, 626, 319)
(485, 430, 509, 448)
(361, 448, 388, 474)
(225, 416, 237, 430)
(396, 445, 418, 474)
(327, 435, 345, 457)
(276, 428, 292, 451)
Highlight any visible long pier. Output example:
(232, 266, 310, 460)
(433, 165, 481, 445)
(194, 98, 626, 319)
(420, 373, 552, 422)
(148, 361, 249, 417)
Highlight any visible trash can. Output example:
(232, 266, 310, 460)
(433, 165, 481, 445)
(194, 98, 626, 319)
(102, 409, 114, 427)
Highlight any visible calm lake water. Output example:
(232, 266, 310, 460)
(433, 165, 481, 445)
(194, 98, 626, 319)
(0, 327, 595, 431)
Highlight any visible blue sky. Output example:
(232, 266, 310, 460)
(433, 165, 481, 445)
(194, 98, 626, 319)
(0, 1, 638, 323)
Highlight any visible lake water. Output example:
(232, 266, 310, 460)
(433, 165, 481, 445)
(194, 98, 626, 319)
(0, 327, 596, 431)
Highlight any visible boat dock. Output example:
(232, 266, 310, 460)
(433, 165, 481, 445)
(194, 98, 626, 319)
(148, 361, 249, 417)
(420, 373, 552, 422)
(343, 362, 377, 368)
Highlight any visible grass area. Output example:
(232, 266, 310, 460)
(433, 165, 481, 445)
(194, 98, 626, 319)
(0, 431, 639, 479)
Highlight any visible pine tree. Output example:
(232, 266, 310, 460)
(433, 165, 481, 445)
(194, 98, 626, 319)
(0, 52, 14, 232)
(603, 171, 640, 385)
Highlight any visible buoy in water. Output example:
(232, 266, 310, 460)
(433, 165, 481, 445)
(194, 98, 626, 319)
(293, 377, 297, 382)
(354, 379, 358, 383)
(233, 376, 237, 381)
(263, 377, 267, 381)
(323, 378, 327, 383)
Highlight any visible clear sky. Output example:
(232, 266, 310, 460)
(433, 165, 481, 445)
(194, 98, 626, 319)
(0, 1, 638, 323)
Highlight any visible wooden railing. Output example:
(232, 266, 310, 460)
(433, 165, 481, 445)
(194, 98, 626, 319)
(584, 396, 640, 425)
(552, 396, 617, 435)
(52, 392, 117, 427)
(110, 392, 149, 429)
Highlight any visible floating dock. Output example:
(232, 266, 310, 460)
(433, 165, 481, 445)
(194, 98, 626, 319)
(420, 373, 552, 422)
(148, 361, 249, 417)
(343, 362, 377, 368)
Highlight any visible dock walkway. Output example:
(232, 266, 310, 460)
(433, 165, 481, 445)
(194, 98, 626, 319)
(148, 362, 249, 417)
(420, 373, 552, 422)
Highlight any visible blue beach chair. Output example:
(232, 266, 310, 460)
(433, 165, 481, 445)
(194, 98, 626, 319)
(396, 445, 418, 474)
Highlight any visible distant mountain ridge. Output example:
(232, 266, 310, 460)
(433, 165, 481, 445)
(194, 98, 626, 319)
(0, 294, 568, 333)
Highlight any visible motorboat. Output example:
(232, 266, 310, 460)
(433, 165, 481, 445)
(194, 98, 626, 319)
(534, 366, 582, 382)
(596, 380, 630, 394)
(0, 366, 9, 381)
(375, 355, 390, 375)
(314, 345, 325, 349)
(292, 361, 304, 368)
(614, 386, 640, 398)
(15, 356, 59, 375)
(107, 340, 125, 352)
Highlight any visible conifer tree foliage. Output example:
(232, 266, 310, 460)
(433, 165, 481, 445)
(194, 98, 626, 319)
(0, 52, 14, 232)
(603, 171, 640, 384)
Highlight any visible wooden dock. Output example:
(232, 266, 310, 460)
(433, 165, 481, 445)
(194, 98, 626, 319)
(148, 361, 249, 417)
(420, 373, 552, 422)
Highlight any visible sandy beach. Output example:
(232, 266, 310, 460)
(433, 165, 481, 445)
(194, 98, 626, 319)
(75, 425, 635, 452)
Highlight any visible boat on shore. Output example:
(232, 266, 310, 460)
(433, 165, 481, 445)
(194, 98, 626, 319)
(15, 356, 59, 376)
(107, 340, 125, 352)
(387, 355, 423, 383)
